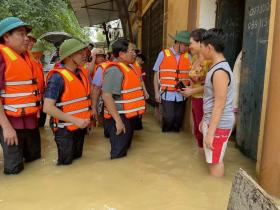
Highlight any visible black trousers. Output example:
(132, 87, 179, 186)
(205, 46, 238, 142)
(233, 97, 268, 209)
(54, 128, 86, 165)
(104, 119, 110, 138)
(38, 109, 47, 127)
(132, 115, 143, 130)
(161, 99, 186, 132)
(0, 128, 41, 175)
(104, 115, 134, 159)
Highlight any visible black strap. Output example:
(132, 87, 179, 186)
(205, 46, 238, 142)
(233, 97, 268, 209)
(211, 69, 231, 86)
(208, 61, 227, 72)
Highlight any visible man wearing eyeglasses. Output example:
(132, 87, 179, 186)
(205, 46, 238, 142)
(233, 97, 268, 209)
(102, 38, 145, 159)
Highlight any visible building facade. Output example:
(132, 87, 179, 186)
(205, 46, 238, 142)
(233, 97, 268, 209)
(129, 0, 280, 198)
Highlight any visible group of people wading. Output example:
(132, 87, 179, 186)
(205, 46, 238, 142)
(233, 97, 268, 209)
(0, 16, 234, 178)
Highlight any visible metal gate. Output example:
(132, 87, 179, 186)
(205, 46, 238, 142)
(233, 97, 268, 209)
(141, 0, 164, 104)
(237, 0, 271, 160)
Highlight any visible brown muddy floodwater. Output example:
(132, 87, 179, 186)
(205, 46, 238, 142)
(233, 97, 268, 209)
(0, 108, 255, 210)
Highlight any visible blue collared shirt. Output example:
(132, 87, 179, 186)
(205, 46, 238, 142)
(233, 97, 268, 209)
(92, 66, 103, 87)
(153, 47, 186, 102)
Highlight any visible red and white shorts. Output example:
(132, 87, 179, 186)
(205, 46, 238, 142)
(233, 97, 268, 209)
(202, 121, 232, 164)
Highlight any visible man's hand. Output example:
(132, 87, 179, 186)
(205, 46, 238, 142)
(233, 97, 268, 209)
(155, 92, 161, 103)
(204, 133, 214, 150)
(115, 120, 125, 135)
(92, 108, 97, 119)
(87, 123, 94, 134)
(144, 90, 150, 100)
(179, 87, 193, 97)
(72, 118, 90, 129)
(199, 120, 203, 133)
(3, 125, 18, 146)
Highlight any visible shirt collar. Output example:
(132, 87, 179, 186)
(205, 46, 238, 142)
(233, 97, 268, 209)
(170, 47, 180, 56)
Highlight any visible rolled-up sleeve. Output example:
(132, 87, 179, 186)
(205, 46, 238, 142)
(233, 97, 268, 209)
(92, 67, 103, 87)
(44, 73, 64, 101)
(153, 51, 164, 72)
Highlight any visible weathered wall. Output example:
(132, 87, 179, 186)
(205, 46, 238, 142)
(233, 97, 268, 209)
(165, 0, 189, 47)
(259, 0, 280, 198)
(128, 0, 156, 49)
(142, 0, 155, 12)
(187, 0, 198, 31)
(197, 0, 216, 29)
(228, 169, 279, 210)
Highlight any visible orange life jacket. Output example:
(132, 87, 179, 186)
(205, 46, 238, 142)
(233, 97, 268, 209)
(159, 49, 191, 91)
(46, 67, 92, 131)
(130, 61, 142, 80)
(103, 62, 145, 119)
(30, 52, 45, 106)
(0, 44, 39, 117)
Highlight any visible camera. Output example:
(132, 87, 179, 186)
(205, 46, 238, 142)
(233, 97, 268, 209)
(175, 81, 186, 90)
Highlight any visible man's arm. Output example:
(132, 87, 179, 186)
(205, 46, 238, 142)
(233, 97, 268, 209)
(142, 81, 149, 99)
(91, 85, 101, 116)
(0, 101, 18, 145)
(43, 98, 89, 128)
(0, 52, 18, 145)
(154, 72, 160, 103)
(153, 51, 164, 103)
(101, 93, 119, 120)
(102, 67, 125, 135)
(91, 67, 103, 118)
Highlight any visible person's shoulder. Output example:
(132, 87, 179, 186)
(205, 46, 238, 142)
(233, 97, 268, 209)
(47, 72, 63, 82)
(104, 65, 123, 77)
(156, 49, 165, 56)
(106, 65, 121, 72)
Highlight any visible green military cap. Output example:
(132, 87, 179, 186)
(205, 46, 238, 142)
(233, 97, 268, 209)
(0, 17, 32, 38)
(59, 38, 88, 62)
(31, 40, 45, 52)
(169, 31, 190, 44)
(27, 32, 37, 41)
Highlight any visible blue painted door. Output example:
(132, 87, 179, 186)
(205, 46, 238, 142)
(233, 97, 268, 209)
(237, 0, 271, 160)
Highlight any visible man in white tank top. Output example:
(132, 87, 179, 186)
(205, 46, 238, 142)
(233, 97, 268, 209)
(199, 28, 235, 177)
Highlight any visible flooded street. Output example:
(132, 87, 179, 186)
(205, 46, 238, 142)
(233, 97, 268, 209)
(0, 108, 255, 210)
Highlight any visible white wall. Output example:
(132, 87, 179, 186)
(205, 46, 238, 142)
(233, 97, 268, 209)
(198, 0, 216, 29)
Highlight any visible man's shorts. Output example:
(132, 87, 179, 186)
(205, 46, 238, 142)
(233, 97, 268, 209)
(202, 121, 232, 164)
